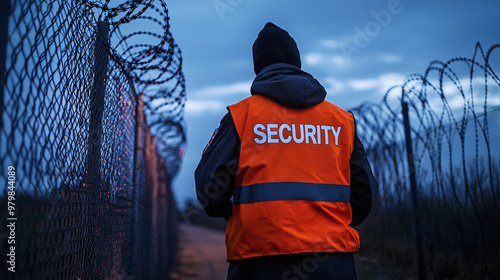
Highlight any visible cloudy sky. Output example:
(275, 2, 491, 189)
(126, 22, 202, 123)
(166, 0, 500, 206)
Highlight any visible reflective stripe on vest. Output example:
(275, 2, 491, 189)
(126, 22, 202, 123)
(227, 95, 359, 260)
(234, 182, 350, 204)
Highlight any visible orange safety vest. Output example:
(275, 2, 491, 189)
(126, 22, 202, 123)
(226, 95, 359, 260)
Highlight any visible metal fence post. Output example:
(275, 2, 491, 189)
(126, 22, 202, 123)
(85, 21, 109, 186)
(84, 21, 109, 278)
(402, 96, 426, 280)
(132, 93, 144, 277)
(0, 0, 10, 130)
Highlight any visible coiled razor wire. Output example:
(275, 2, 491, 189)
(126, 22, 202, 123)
(351, 43, 500, 278)
(83, 0, 187, 177)
(0, 0, 183, 279)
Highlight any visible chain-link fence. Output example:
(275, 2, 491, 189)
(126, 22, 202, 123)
(0, 0, 184, 279)
(352, 43, 500, 279)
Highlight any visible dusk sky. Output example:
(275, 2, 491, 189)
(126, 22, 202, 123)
(167, 0, 500, 206)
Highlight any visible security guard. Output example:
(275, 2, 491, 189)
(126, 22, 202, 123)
(195, 22, 376, 280)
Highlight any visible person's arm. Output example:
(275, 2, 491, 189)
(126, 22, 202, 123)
(194, 112, 240, 221)
(349, 116, 376, 227)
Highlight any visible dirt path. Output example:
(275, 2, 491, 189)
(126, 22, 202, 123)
(170, 223, 229, 280)
(170, 223, 392, 280)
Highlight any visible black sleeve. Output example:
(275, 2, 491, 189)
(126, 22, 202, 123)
(194, 112, 240, 221)
(349, 116, 376, 227)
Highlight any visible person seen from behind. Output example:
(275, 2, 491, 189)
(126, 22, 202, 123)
(195, 22, 377, 280)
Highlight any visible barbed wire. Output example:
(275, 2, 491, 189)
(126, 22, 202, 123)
(352, 43, 500, 277)
(82, 0, 187, 178)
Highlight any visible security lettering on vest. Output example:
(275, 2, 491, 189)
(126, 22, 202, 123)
(253, 123, 341, 145)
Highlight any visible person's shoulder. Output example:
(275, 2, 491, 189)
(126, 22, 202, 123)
(321, 100, 353, 118)
(228, 95, 253, 108)
(228, 94, 271, 111)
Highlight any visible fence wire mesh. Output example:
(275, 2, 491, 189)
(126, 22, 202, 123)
(0, 0, 184, 279)
(352, 43, 500, 279)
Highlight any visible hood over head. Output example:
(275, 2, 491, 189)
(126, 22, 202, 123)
(252, 22, 301, 75)
(250, 63, 327, 109)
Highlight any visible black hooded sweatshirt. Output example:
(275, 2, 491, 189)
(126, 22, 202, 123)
(195, 63, 375, 229)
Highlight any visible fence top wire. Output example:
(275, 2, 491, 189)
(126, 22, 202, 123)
(82, 0, 186, 178)
(351, 42, 499, 211)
